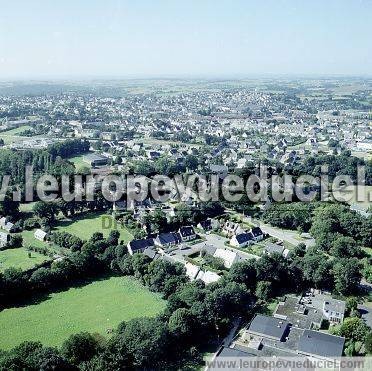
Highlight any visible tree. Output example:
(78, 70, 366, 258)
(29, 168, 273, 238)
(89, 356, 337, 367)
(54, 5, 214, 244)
(168, 308, 194, 338)
(34, 347, 74, 371)
(337, 317, 369, 342)
(119, 317, 169, 368)
(255, 281, 272, 301)
(346, 297, 358, 314)
(0, 191, 20, 218)
(184, 155, 199, 171)
(365, 331, 372, 354)
(33, 201, 59, 225)
(330, 236, 361, 258)
(61, 332, 101, 365)
(8, 234, 23, 248)
(227, 259, 257, 289)
(333, 258, 362, 295)
(90, 232, 104, 243)
(107, 230, 120, 246)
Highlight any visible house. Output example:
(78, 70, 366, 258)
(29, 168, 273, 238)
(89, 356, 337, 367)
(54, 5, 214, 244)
(179, 226, 196, 241)
(185, 262, 200, 280)
(264, 242, 289, 257)
(230, 232, 254, 248)
(297, 330, 345, 360)
(83, 153, 109, 167)
(323, 298, 346, 324)
(3, 222, 16, 233)
(251, 227, 264, 241)
(127, 238, 155, 255)
(222, 221, 244, 237)
(155, 232, 182, 248)
(197, 219, 212, 231)
(0, 217, 7, 227)
(213, 248, 239, 268)
(34, 229, 47, 241)
(245, 314, 290, 342)
(142, 247, 159, 260)
(0, 231, 9, 248)
(210, 347, 254, 371)
(196, 270, 220, 284)
(147, 151, 161, 160)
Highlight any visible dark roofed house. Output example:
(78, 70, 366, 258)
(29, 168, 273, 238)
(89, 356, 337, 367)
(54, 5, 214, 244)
(127, 238, 154, 255)
(83, 153, 109, 167)
(179, 226, 196, 241)
(297, 330, 345, 360)
(230, 232, 254, 248)
(251, 227, 264, 241)
(197, 219, 212, 231)
(246, 314, 289, 342)
(209, 347, 255, 371)
(155, 232, 181, 248)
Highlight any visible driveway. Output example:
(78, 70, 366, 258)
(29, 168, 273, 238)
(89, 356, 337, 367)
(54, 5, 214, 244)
(250, 220, 316, 248)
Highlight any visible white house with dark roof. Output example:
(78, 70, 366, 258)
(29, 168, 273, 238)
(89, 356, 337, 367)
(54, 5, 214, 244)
(154, 232, 182, 248)
(230, 232, 254, 248)
(127, 238, 155, 255)
(251, 226, 264, 241)
(178, 226, 196, 241)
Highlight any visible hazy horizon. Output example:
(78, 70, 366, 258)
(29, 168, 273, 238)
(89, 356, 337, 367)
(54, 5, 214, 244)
(1, 0, 371, 79)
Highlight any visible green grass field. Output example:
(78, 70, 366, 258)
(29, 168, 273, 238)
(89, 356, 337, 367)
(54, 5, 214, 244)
(67, 154, 91, 171)
(0, 247, 50, 272)
(0, 276, 166, 349)
(21, 230, 50, 249)
(55, 212, 133, 243)
(0, 125, 32, 144)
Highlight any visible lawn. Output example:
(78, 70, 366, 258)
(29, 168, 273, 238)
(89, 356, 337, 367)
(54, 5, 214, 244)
(0, 125, 32, 144)
(19, 202, 37, 213)
(21, 229, 50, 249)
(0, 276, 166, 349)
(67, 154, 91, 171)
(0, 247, 50, 272)
(55, 212, 133, 243)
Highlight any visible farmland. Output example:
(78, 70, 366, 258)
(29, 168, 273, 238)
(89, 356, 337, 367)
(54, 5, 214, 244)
(0, 125, 32, 144)
(0, 276, 166, 349)
(54, 211, 133, 243)
(0, 247, 50, 272)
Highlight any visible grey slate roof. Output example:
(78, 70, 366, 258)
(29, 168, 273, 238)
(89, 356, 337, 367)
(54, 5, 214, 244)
(251, 226, 263, 237)
(129, 238, 154, 252)
(297, 330, 345, 359)
(179, 226, 196, 238)
(235, 232, 254, 244)
(247, 314, 289, 341)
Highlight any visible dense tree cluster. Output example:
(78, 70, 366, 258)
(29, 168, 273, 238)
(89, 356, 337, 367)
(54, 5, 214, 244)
(51, 231, 84, 252)
(262, 202, 320, 232)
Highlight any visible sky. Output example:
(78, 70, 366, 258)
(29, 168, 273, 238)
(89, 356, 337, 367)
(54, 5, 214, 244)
(0, 0, 371, 79)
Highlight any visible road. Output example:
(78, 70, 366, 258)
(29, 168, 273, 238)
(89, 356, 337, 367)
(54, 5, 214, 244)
(248, 219, 316, 248)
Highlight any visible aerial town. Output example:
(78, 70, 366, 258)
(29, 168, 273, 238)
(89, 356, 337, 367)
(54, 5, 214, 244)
(0, 1, 371, 370)
(0, 78, 371, 369)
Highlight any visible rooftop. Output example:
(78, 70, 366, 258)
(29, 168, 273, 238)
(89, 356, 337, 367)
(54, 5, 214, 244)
(247, 314, 290, 341)
(297, 330, 345, 359)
